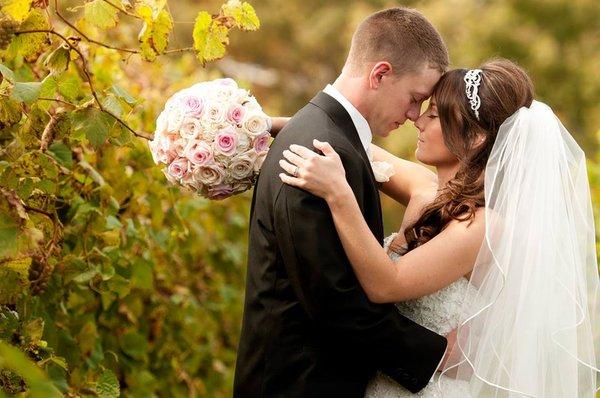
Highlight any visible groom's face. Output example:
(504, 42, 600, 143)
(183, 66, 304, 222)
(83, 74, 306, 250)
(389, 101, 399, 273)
(369, 66, 441, 137)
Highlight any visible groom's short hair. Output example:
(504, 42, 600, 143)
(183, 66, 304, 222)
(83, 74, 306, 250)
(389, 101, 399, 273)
(347, 7, 449, 75)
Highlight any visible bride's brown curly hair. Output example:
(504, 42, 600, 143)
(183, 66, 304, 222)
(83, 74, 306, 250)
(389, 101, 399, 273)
(403, 58, 534, 252)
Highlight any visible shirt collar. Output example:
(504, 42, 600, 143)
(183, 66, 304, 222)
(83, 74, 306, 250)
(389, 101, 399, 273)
(323, 84, 372, 157)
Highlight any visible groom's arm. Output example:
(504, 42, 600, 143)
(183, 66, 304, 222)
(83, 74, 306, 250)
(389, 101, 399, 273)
(273, 146, 447, 393)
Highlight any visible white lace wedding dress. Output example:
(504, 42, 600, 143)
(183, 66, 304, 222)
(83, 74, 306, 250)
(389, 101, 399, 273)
(364, 233, 474, 398)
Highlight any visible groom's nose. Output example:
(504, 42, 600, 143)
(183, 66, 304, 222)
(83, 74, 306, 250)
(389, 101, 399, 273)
(406, 103, 421, 122)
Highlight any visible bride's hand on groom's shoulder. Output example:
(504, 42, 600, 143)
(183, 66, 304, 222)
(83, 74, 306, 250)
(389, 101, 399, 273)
(278, 139, 351, 203)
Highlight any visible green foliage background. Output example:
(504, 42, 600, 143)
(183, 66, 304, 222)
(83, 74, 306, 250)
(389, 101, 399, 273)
(0, 0, 598, 397)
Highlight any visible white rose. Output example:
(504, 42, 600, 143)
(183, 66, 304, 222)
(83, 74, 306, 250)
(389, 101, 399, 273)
(236, 132, 251, 152)
(243, 111, 269, 137)
(167, 107, 185, 132)
(203, 101, 227, 126)
(243, 96, 262, 112)
(193, 163, 226, 186)
(213, 85, 236, 102)
(148, 139, 161, 164)
(253, 151, 268, 172)
(371, 161, 396, 183)
(172, 138, 188, 157)
(157, 133, 176, 151)
(155, 110, 168, 135)
(229, 152, 255, 180)
(231, 179, 253, 193)
(179, 117, 203, 140)
(234, 88, 250, 105)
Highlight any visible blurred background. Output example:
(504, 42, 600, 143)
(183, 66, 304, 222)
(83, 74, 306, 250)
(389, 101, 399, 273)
(1, 0, 599, 396)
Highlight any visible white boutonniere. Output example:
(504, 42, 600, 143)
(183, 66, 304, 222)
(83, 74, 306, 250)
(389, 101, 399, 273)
(370, 161, 395, 183)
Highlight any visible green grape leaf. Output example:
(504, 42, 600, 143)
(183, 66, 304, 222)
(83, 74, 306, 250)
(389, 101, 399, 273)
(3, 257, 30, 276)
(47, 142, 73, 168)
(0, 63, 15, 82)
(137, 5, 172, 61)
(0, 0, 33, 22)
(110, 84, 137, 105)
(6, 9, 50, 62)
(72, 108, 113, 148)
(101, 94, 123, 117)
(193, 11, 229, 64)
(119, 330, 147, 360)
(38, 75, 59, 112)
(56, 73, 81, 101)
(16, 177, 33, 199)
(43, 45, 70, 75)
(83, 0, 119, 29)
(0, 97, 21, 127)
(96, 369, 119, 398)
(222, 0, 260, 31)
(105, 215, 122, 230)
(23, 317, 44, 343)
(0, 258, 29, 303)
(131, 259, 153, 290)
(0, 212, 19, 258)
(11, 81, 41, 103)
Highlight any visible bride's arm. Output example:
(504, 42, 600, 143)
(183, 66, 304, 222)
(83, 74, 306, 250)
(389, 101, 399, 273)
(269, 116, 291, 137)
(372, 144, 438, 206)
(279, 140, 485, 303)
(327, 188, 484, 302)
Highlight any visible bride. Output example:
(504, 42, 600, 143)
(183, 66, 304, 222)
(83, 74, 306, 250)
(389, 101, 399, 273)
(273, 58, 600, 397)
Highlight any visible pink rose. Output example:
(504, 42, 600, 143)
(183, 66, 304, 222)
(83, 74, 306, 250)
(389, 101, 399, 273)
(207, 183, 234, 200)
(253, 132, 271, 153)
(227, 104, 246, 124)
(185, 140, 213, 166)
(162, 167, 179, 185)
(167, 157, 189, 179)
(179, 94, 205, 117)
(214, 128, 238, 156)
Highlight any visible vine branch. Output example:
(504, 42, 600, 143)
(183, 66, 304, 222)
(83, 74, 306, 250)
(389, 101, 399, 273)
(15, 29, 153, 141)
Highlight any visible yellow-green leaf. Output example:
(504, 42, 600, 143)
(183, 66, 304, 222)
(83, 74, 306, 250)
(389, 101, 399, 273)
(192, 11, 229, 64)
(137, 5, 172, 61)
(222, 0, 260, 31)
(0, 0, 32, 22)
(83, 0, 119, 29)
(5, 9, 50, 62)
(43, 45, 70, 75)
(96, 369, 120, 398)
(11, 81, 42, 103)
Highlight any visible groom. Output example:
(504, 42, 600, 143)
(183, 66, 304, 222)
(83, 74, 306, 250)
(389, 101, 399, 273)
(235, 7, 449, 397)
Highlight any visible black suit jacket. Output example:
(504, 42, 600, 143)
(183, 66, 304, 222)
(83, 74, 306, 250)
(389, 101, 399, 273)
(233, 92, 447, 397)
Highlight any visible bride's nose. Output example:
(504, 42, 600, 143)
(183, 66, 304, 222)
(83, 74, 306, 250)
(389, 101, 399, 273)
(414, 114, 426, 132)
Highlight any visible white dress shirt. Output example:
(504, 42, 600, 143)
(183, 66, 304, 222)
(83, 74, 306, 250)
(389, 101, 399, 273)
(322, 84, 373, 160)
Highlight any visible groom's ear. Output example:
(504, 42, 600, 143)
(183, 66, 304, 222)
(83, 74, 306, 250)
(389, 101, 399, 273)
(369, 62, 393, 89)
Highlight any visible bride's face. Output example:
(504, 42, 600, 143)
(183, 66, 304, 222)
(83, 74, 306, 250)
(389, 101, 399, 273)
(414, 99, 459, 167)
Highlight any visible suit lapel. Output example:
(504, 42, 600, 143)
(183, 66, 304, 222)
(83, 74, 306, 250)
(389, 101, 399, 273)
(309, 92, 383, 243)
(309, 92, 378, 187)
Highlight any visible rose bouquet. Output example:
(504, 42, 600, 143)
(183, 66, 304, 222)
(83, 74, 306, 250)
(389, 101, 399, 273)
(148, 78, 272, 200)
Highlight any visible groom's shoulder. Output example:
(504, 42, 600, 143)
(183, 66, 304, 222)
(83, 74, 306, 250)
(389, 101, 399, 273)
(275, 100, 354, 153)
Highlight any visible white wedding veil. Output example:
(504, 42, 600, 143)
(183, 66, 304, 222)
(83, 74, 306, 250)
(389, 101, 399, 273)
(438, 100, 600, 397)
